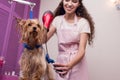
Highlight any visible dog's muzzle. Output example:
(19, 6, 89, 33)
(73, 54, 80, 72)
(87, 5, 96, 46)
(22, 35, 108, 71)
(33, 27, 36, 31)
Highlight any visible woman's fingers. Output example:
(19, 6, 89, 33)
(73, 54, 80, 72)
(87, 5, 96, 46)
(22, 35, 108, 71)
(53, 63, 70, 75)
(55, 68, 68, 75)
(54, 66, 69, 75)
(54, 66, 68, 71)
(53, 63, 66, 67)
(58, 70, 67, 74)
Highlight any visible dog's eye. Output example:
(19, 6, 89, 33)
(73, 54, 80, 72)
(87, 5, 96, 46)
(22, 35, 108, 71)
(28, 23, 32, 26)
(37, 24, 40, 27)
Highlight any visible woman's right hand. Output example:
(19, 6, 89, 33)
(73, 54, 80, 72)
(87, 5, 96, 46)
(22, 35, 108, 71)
(53, 63, 72, 76)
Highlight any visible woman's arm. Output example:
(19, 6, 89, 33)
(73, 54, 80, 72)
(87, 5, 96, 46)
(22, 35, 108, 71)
(68, 33, 89, 68)
(53, 33, 89, 75)
(47, 25, 56, 41)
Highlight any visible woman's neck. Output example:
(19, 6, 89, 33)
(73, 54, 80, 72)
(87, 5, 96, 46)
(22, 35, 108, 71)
(64, 13, 76, 20)
(64, 13, 76, 23)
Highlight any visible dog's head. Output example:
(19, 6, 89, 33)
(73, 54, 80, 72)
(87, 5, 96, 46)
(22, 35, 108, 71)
(17, 18, 47, 46)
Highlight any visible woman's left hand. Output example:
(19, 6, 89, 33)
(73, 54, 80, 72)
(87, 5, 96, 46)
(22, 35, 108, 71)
(53, 63, 72, 76)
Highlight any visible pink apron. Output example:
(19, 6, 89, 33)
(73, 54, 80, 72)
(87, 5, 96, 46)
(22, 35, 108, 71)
(55, 15, 89, 80)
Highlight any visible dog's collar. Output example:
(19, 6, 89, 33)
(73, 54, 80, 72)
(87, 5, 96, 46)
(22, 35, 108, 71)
(23, 43, 42, 50)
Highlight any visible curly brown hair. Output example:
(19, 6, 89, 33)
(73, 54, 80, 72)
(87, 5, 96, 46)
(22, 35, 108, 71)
(54, 0, 95, 45)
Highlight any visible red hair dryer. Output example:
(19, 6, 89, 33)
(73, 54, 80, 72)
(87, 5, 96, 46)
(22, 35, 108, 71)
(42, 10, 54, 32)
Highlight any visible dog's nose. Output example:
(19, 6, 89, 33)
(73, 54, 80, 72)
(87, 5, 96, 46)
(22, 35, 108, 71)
(33, 27, 36, 31)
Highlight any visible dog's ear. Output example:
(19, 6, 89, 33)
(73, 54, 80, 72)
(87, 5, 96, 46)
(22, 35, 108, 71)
(15, 17, 26, 26)
(15, 17, 21, 24)
(16, 17, 21, 23)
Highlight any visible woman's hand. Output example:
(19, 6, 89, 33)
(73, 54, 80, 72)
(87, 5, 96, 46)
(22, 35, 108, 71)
(53, 63, 72, 76)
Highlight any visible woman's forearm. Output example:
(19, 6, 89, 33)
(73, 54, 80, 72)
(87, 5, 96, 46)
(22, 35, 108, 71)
(68, 33, 88, 69)
(46, 26, 56, 42)
(68, 49, 85, 69)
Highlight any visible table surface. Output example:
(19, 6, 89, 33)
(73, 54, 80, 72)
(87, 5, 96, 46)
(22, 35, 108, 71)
(0, 75, 18, 80)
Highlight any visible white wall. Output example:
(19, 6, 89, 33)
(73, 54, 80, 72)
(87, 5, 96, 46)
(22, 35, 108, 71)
(39, 0, 120, 80)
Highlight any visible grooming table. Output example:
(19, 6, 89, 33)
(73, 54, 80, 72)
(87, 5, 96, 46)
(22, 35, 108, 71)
(0, 75, 18, 80)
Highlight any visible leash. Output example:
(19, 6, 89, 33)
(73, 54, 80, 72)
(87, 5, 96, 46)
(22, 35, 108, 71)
(45, 42, 55, 63)
(30, 5, 34, 19)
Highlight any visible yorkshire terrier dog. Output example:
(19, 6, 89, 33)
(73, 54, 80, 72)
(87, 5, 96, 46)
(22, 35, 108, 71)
(17, 19, 54, 80)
